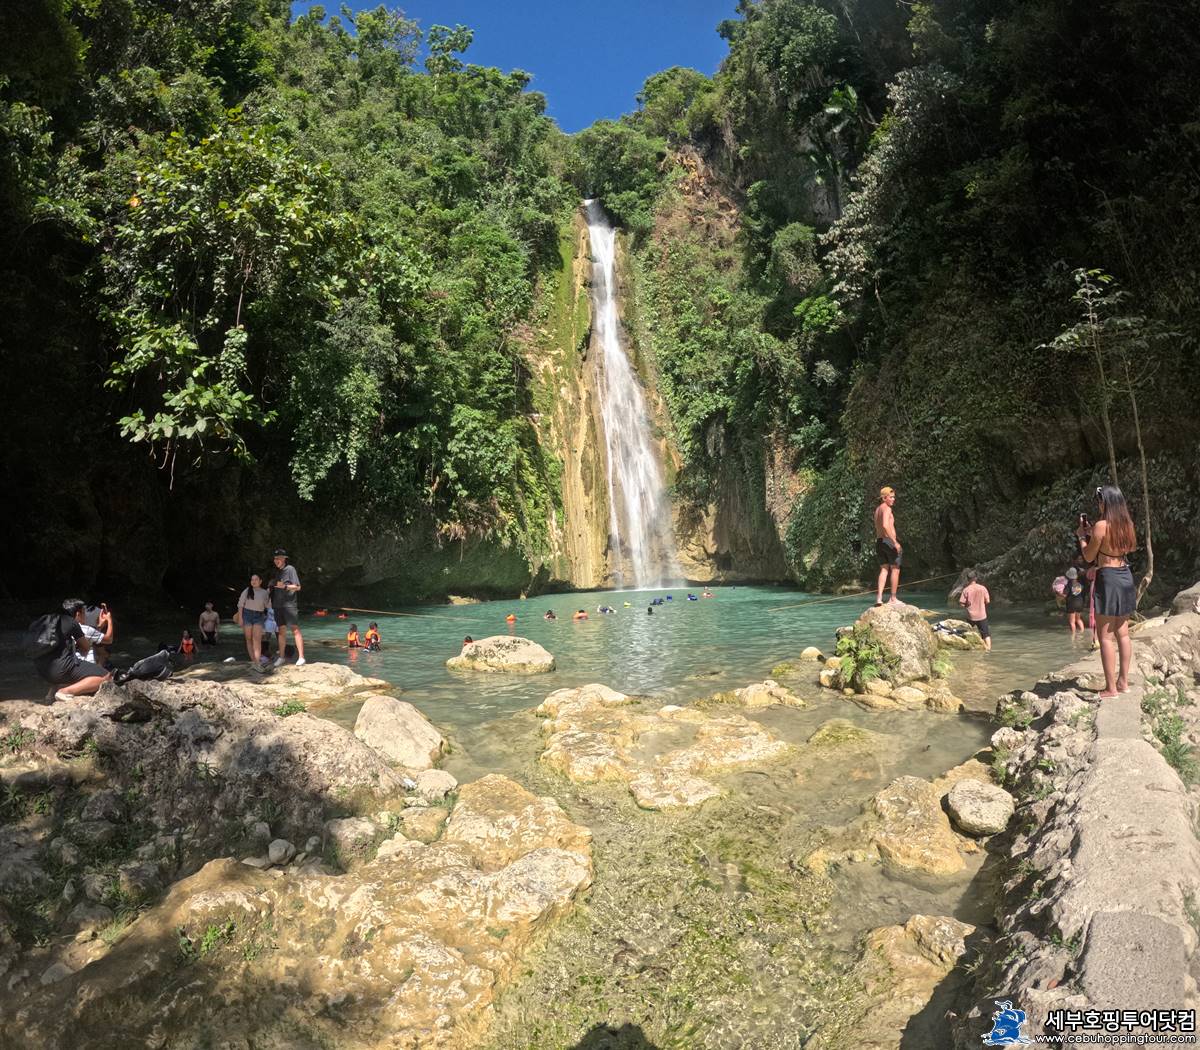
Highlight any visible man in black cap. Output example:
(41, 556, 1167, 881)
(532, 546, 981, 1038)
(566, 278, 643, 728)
(268, 549, 306, 667)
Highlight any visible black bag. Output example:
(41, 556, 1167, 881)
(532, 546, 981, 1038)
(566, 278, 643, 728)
(112, 649, 174, 686)
(23, 614, 63, 659)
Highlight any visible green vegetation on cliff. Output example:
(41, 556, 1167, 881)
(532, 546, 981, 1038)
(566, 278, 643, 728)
(0, 1, 575, 595)
(579, 0, 1200, 593)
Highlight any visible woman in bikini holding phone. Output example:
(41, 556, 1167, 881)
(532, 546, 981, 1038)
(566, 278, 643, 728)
(1076, 484, 1137, 698)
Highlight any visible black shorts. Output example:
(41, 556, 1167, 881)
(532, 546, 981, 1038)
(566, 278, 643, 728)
(33, 655, 106, 686)
(970, 618, 990, 640)
(1095, 565, 1135, 618)
(200, 630, 217, 645)
(273, 603, 300, 627)
(875, 537, 902, 567)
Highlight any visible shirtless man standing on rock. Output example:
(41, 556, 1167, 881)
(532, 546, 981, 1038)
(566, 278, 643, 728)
(874, 486, 902, 605)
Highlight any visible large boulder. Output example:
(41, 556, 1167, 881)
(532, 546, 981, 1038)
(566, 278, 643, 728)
(854, 604, 938, 685)
(946, 779, 1015, 836)
(446, 636, 555, 674)
(1171, 580, 1200, 616)
(353, 695, 446, 771)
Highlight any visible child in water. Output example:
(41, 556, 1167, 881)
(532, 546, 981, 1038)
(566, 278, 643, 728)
(572, 609, 588, 621)
(544, 610, 557, 621)
(346, 624, 360, 649)
(179, 629, 196, 657)
(364, 622, 382, 652)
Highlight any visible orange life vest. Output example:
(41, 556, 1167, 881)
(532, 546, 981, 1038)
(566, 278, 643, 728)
(347, 630, 360, 648)
(181, 637, 195, 654)
(365, 628, 380, 647)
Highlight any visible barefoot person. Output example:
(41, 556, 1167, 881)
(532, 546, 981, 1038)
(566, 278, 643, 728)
(1077, 484, 1137, 698)
(874, 486, 902, 605)
(958, 569, 992, 651)
(268, 548, 305, 667)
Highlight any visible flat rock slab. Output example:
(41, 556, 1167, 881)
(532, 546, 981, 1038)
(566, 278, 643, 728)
(179, 662, 392, 708)
(446, 636, 555, 674)
(1081, 911, 1188, 1009)
(535, 683, 797, 810)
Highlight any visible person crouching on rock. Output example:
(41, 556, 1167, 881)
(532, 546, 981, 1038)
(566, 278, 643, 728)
(958, 570, 992, 652)
(874, 486, 902, 605)
(364, 622, 382, 652)
(1077, 484, 1137, 698)
(29, 598, 113, 700)
(346, 624, 360, 649)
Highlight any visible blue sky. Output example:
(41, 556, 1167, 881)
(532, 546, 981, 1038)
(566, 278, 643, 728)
(292, 1, 735, 133)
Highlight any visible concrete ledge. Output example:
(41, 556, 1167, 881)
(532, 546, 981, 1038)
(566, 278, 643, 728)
(954, 593, 1200, 1046)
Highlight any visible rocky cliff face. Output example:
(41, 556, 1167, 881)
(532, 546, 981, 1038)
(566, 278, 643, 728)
(519, 214, 610, 590)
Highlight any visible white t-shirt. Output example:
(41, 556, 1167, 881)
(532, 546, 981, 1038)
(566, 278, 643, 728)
(79, 623, 105, 664)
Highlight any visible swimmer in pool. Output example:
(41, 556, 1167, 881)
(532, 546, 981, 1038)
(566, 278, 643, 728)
(544, 610, 557, 621)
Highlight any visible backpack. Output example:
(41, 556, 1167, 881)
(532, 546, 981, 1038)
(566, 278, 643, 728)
(23, 614, 64, 660)
(112, 649, 174, 686)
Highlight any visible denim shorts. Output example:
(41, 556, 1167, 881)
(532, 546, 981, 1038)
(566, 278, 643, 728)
(242, 608, 266, 626)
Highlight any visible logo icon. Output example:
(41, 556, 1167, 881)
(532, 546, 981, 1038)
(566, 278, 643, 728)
(982, 1000, 1031, 1046)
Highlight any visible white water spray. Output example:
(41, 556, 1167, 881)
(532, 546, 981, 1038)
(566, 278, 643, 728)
(583, 199, 678, 588)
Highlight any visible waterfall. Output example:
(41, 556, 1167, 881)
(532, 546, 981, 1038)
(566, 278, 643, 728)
(583, 199, 678, 589)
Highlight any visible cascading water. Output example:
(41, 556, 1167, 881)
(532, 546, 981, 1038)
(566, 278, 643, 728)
(583, 198, 678, 589)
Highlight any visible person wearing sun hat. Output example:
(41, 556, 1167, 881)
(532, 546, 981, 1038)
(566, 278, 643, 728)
(268, 548, 306, 667)
(874, 486, 902, 605)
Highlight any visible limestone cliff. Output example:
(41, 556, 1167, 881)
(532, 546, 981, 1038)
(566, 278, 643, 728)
(518, 212, 610, 589)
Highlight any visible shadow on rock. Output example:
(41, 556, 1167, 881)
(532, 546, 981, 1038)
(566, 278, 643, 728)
(572, 1022, 661, 1049)
(0, 671, 593, 1050)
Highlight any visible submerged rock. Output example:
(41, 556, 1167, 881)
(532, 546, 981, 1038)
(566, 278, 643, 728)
(730, 679, 806, 708)
(353, 695, 446, 770)
(870, 776, 966, 875)
(446, 635, 556, 674)
(535, 683, 797, 810)
(810, 914, 976, 1050)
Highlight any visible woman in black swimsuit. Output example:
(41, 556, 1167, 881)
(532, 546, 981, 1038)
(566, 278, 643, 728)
(1077, 484, 1137, 698)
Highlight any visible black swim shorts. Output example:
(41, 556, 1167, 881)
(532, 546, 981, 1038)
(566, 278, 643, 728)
(875, 537, 902, 567)
(273, 602, 300, 628)
(970, 618, 990, 640)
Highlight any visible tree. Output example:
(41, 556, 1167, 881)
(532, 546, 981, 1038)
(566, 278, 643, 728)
(1045, 269, 1177, 604)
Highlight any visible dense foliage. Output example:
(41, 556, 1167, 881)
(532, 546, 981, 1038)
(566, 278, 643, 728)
(583, 0, 1200, 591)
(1, 1, 575, 596)
(4, 0, 1199, 600)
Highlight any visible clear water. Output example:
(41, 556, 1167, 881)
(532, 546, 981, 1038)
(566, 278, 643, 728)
(221, 586, 1071, 782)
(583, 199, 678, 588)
